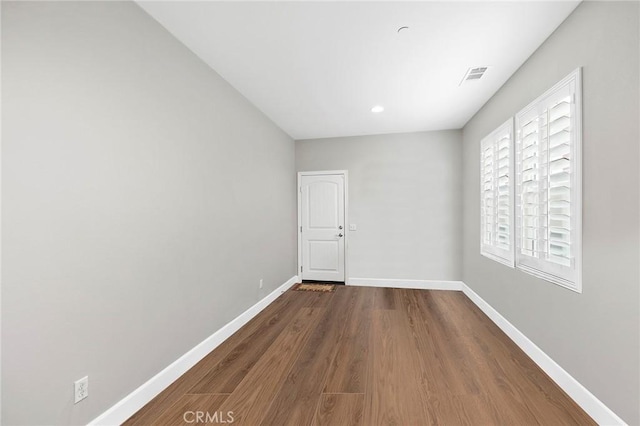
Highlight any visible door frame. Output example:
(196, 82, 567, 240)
(297, 170, 349, 284)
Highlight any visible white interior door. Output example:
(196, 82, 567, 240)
(299, 173, 345, 282)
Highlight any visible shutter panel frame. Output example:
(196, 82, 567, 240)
(514, 68, 582, 293)
(480, 118, 515, 267)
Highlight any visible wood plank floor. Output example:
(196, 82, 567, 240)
(124, 286, 595, 425)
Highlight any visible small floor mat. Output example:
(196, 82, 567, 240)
(292, 283, 336, 292)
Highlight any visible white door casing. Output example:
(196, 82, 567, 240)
(298, 172, 346, 282)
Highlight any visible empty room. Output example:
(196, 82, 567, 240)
(2, 0, 639, 425)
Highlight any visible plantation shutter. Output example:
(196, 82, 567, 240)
(547, 96, 573, 266)
(481, 142, 495, 245)
(480, 119, 514, 266)
(496, 131, 511, 250)
(515, 68, 582, 291)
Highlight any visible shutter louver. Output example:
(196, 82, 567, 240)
(518, 116, 541, 258)
(546, 97, 572, 267)
(496, 134, 511, 250)
(481, 145, 495, 245)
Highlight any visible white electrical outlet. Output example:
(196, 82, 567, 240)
(74, 376, 89, 404)
(259, 279, 263, 289)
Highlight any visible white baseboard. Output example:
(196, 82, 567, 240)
(348, 277, 463, 291)
(89, 275, 299, 426)
(461, 283, 626, 426)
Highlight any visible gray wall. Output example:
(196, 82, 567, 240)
(2, 2, 296, 424)
(297, 131, 462, 281)
(462, 2, 639, 424)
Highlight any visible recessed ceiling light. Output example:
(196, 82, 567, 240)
(371, 105, 384, 113)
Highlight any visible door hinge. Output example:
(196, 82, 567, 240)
(301, 266, 303, 273)
(300, 226, 302, 232)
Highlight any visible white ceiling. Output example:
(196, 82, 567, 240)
(138, 1, 580, 140)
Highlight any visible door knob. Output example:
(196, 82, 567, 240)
(338, 233, 343, 237)
(338, 225, 343, 229)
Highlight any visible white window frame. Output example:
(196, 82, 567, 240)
(514, 68, 582, 292)
(480, 119, 515, 267)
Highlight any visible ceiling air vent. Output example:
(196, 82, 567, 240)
(460, 66, 489, 85)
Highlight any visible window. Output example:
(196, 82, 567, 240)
(480, 119, 515, 267)
(514, 68, 582, 292)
